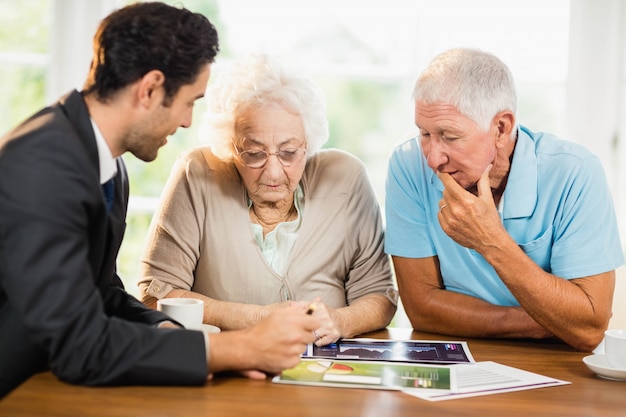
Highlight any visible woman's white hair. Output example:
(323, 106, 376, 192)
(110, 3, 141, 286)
(201, 54, 329, 160)
(412, 48, 517, 134)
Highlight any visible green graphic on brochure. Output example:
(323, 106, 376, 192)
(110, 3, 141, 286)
(278, 359, 451, 390)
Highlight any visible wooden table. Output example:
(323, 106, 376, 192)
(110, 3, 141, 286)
(1, 328, 624, 417)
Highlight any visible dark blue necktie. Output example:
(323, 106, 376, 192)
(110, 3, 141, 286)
(102, 178, 115, 213)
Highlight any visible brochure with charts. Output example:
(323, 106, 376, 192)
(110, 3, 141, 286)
(273, 359, 454, 391)
(302, 338, 475, 364)
(273, 359, 569, 399)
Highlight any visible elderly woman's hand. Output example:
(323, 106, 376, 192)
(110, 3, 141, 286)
(307, 298, 342, 346)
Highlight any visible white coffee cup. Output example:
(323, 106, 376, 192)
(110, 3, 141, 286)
(157, 298, 204, 330)
(604, 329, 626, 369)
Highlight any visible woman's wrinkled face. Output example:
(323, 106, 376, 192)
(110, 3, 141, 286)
(234, 103, 307, 205)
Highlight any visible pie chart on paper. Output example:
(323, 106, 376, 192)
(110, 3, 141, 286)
(307, 360, 354, 374)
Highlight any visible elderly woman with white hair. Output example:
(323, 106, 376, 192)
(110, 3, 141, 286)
(138, 55, 397, 345)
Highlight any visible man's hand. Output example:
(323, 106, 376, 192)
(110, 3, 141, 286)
(437, 165, 505, 252)
(207, 304, 319, 377)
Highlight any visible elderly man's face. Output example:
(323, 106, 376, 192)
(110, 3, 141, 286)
(415, 101, 497, 191)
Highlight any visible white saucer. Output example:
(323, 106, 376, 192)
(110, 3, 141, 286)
(189, 324, 221, 334)
(582, 354, 626, 381)
(199, 324, 221, 334)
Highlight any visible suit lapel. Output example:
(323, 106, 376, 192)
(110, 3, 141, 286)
(58, 91, 125, 285)
(58, 90, 100, 175)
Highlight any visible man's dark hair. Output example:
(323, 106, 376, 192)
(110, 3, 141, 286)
(83, 2, 219, 104)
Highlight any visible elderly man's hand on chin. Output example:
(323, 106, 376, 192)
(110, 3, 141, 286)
(436, 164, 508, 253)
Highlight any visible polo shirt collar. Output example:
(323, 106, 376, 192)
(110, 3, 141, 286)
(501, 126, 537, 219)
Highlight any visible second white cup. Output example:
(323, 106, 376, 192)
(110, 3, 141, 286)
(157, 298, 204, 330)
(604, 329, 626, 369)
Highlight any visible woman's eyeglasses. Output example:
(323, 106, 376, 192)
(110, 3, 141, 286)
(236, 147, 306, 168)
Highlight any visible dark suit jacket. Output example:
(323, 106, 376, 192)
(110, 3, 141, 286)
(0, 90, 207, 397)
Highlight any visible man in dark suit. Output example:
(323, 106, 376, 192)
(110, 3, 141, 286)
(0, 2, 318, 398)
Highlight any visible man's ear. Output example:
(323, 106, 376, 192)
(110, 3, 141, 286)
(137, 70, 165, 108)
(494, 111, 515, 147)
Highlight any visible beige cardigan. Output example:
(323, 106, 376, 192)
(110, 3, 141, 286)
(138, 147, 395, 308)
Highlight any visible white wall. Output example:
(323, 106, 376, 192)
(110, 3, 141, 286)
(611, 266, 626, 329)
(566, 0, 626, 329)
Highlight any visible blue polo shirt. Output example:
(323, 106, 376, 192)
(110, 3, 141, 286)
(385, 125, 624, 306)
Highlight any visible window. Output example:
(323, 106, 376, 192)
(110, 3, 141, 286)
(2, 2, 623, 321)
(0, 0, 50, 132)
(118, 0, 574, 297)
